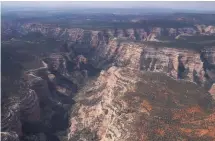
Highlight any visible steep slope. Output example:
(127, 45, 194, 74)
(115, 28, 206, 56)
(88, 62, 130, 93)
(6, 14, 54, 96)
(69, 64, 215, 141)
(66, 37, 215, 140)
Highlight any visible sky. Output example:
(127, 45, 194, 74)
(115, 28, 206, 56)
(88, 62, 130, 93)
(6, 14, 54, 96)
(2, 1, 215, 12)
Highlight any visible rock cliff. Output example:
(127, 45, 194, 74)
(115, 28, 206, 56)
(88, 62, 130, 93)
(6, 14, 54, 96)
(140, 47, 206, 84)
(2, 22, 215, 43)
(69, 66, 215, 141)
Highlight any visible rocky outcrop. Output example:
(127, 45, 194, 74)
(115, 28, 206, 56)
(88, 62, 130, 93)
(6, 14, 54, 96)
(196, 25, 215, 35)
(19, 89, 41, 122)
(201, 47, 215, 69)
(69, 66, 215, 141)
(1, 54, 76, 140)
(89, 40, 144, 70)
(201, 47, 215, 92)
(1, 132, 20, 141)
(114, 42, 143, 69)
(209, 84, 215, 99)
(0, 90, 38, 137)
(30, 76, 51, 101)
(1, 108, 22, 136)
(1, 89, 40, 130)
(141, 47, 205, 84)
(74, 55, 87, 69)
(68, 42, 144, 140)
(86, 38, 213, 88)
(44, 53, 68, 76)
(68, 66, 141, 141)
(67, 35, 215, 140)
(3, 22, 214, 86)
(2, 22, 215, 43)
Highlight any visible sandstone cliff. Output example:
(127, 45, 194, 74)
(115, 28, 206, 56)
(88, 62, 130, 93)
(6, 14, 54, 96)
(69, 66, 215, 141)
(140, 47, 206, 84)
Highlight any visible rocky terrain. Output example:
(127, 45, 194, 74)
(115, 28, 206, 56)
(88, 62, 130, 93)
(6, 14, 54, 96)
(2, 22, 215, 42)
(1, 11, 215, 141)
(69, 67, 215, 141)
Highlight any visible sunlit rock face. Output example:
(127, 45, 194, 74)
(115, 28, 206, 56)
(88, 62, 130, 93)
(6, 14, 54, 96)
(140, 47, 205, 84)
(66, 36, 215, 140)
(196, 25, 215, 35)
(66, 37, 214, 140)
(68, 67, 215, 141)
(68, 66, 141, 141)
(1, 109, 23, 136)
(1, 132, 20, 141)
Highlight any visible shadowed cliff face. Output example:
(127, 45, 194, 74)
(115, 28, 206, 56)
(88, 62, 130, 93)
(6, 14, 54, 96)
(1, 45, 89, 141)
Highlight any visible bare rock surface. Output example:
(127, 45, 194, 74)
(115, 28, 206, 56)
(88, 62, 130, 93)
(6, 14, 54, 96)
(1, 132, 20, 141)
(69, 66, 215, 141)
(141, 47, 205, 84)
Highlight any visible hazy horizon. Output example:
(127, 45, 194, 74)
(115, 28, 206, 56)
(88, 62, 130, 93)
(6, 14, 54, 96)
(2, 1, 215, 12)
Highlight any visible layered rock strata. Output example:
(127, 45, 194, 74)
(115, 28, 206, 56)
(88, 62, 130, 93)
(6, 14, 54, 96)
(69, 66, 215, 141)
(141, 47, 205, 84)
(3, 23, 215, 42)
(68, 66, 141, 141)
(67, 37, 215, 140)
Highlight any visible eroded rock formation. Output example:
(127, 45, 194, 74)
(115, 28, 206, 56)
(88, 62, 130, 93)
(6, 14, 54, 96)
(1, 108, 22, 136)
(2, 22, 215, 43)
(69, 66, 215, 141)
(141, 47, 206, 84)
(19, 89, 41, 122)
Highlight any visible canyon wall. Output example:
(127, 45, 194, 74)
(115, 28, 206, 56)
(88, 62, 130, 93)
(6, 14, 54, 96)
(2, 22, 215, 95)
(2, 23, 215, 42)
(68, 53, 215, 141)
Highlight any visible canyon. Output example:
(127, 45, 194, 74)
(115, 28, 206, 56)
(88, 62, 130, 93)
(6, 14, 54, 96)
(1, 11, 215, 141)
